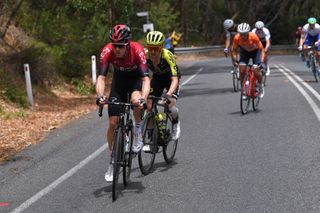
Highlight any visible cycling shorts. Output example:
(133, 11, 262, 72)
(239, 48, 261, 66)
(304, 34, 320, 51)
(150, 75, 180, 100)
(108, 71, 142, 117)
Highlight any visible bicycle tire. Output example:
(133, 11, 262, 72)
(252, 87, 261, 111)
(311, 56, 318, 82)
(240, 75, 250, 115)
(138, 112, 157, 175)
(112, 128, 122, 201)
(163, 114, 178, 164)
(123, 127, 133, 187)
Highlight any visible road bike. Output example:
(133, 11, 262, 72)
(98, 98, 137, 201)
(240, 65, 265, 114)
(231, 64, 240, 92)
(138, 95, 178, 175)
(306, 45, 320, 82)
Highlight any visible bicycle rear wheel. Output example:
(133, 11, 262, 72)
(112, 128, 122, 201)
(138, 112, 157, 175)
(240, 75, 250, 115)
(123, 127, 133, 187)
(163, 114, 178, 164)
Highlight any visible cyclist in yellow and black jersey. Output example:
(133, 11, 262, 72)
(145, 30, 181, 140)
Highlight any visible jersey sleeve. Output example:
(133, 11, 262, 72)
(134, 43, 149, 77)
(163, 49, 178, 77)
(99, 44, 112, 76)
(264, 28, 271, 40)
(232, 34, 239, 50)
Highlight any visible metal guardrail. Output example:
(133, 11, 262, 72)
(175, 45, 297, 54)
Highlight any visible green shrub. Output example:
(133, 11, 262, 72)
(4, 86, 28, 108)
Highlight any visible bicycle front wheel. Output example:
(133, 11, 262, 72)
(123, 127, 133, 187)
(112, 128, 122, 201)
(138, 112, 157, 175)
(240, 75, 250, 115)
(311, 56, 318, 82)
(163, 114, 178, 164)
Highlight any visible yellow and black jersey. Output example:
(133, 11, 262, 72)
(146, 49, 181, 78)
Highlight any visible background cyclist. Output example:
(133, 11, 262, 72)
(145, 30, 181, 142)
(252, 21, 271, 76)
(223, 19, 239, 73)
(96, 24, 150, 182)
(298, 17, 320, 68)
(232, 22, 266, 98)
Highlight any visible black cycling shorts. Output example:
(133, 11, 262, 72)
(239, 48, 261, 65)
(108, 71, 142, 117)
(150, 75, 180, 100)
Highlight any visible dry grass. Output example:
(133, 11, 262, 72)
(0, 88, 97, 164)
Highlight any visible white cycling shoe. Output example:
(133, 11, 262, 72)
(105, 164, 114, 182)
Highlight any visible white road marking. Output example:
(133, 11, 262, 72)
(275, 64, 320, 121)
(10, 144, 107, 213)
(181, 68, 203, 86)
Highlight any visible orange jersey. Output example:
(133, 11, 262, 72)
(232, 32, 263, 52)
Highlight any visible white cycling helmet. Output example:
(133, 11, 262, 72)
(223, 19, 234, 30)
(237, 23, 251, 34)
(255, 21, 264, 29)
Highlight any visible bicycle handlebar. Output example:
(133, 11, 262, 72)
(147, 95, 171, 105)
(98, 100, 143, 117)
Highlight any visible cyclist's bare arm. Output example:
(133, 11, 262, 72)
(167, 76, 179, 97)
(141, 76, 151, 101)
(96, 75, 107, 101)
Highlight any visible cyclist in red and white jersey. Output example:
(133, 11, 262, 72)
(96, 24, 150, 182)
(298, 17, 320, 68)
(252, 21, 271, 75)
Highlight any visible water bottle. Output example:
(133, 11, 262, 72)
(155, 112, 166, 140)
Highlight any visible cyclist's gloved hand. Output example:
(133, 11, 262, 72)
(223, 48, 229, 54)
(138, 98, 147, 109)
(298, 46, 303, 51)
(315, 41, 320, 46)
(96, 94, 105, 106)
(265, 47, 269, 52)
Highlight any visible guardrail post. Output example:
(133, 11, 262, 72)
(91, 55, 97, 85)
(23, 64, 34, 106)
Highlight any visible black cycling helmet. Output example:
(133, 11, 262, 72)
(109, 24, 131, 43)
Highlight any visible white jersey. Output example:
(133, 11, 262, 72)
(302, 23, 320, 36)
(251, 27, 271, 40)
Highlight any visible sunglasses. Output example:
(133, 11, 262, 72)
(147, 46, 162, 52)
(112, 43, 128, 49)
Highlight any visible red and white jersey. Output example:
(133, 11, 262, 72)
(99, 41, 149, 77)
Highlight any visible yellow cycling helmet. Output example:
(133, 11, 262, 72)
(146, 31, 165, 46)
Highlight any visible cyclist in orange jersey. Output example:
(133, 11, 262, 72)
(232, 23, 266, 98)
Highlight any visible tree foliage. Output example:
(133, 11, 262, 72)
(1, 0, 319, 82)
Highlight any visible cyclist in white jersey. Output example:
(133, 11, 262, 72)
(252, 21, 271, 75)
(298, 17, 320, 68)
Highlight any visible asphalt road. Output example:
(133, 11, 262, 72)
(2, 55, 320, 213)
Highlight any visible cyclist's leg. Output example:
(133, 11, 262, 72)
(252, 50, 263, 84)
(165, 78, 181, 140)
(239, 48, 250, 85)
